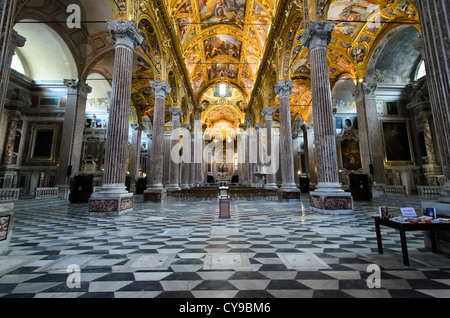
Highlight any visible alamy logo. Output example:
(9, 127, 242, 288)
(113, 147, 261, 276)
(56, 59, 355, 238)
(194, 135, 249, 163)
(366, 264, 381, 289)
(66, 264, 81, 289)
(67, 4, 81, 29)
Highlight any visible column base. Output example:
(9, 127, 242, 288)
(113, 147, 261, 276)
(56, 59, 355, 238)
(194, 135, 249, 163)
(180, 184, 190, 189)
(144, 187, 167, 202)
(277, 188, 301, 202)
(88, 185, 133, 216)
(166, 184, 181, 191)
(309, 191, 354, 214)
(0, 203, 14, 254)
(265, 183, 279, 190)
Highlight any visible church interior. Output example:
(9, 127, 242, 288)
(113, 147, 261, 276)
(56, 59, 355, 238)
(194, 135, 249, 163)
(0, 0, 449, 299)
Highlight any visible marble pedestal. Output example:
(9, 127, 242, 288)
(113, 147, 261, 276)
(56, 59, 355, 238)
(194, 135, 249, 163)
(57, 185, 71, 201)
(277, 188, 301, 202)
(88, 185, 134, 216)
(309, 190, 354, 215)
(144, 188, 167, 203)
(0, 203, 14, 253)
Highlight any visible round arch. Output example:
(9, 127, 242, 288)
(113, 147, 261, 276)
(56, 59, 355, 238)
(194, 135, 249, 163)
(14, 20, 78, 81)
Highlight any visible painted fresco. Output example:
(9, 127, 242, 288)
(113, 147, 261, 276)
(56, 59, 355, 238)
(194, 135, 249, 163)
(328, 0, 379, 38)
(198, 0, 246, 30)
(204, 35, 242, 60)
(207, 63, 238, 80)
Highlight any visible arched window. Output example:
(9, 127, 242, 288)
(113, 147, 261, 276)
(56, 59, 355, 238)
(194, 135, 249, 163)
(415, 60, 426, 80)
(11, 52, 25, 75)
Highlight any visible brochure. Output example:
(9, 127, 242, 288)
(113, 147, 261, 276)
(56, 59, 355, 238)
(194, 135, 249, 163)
(424, 207, 436, 219)
(400, 207, 417, 218)
(379, 206, 389, 218)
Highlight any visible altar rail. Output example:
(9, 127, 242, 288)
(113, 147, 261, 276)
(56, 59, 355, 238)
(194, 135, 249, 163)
(417, 186, 442, 197)
(168, 187, 279, 201)
(0, 189, 20, 201)
(34, 187, 59, 199)
(382, 185, 406, 196)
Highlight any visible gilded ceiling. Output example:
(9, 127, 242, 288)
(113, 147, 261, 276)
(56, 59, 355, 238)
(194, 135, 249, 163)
(20, 0, 418, 131)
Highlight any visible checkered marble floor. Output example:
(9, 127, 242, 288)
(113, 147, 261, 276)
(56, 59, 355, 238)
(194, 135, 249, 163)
(0, 194, 449, 299)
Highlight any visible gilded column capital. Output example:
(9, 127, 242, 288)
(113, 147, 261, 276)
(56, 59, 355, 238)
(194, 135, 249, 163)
(300, 21, 334, 52)
(150, 81, 172, 99)
(64, 79, 93, 97)
(261, 107, 276, 121)
(107, 19, 145, 51)
(170, 107, 183, 119)
(352, 81, 377, 100)
(274, 80, 294, 99)
(10, 30, 26, 54)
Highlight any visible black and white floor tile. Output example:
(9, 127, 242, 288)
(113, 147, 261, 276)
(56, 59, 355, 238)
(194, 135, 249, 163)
(0, 194, 449, 298)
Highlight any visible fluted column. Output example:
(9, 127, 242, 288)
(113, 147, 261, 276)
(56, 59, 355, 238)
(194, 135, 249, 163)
(274, 81, 298, 194)
(88, 20, 144, 215)
(261, 107, 278, 190)
(301, 21, 353, 213)
(241, 117, 251, 186)
(56, 80, 92, 200)
(144, 81, 171, 202)
(353, 81, 387, 191)
(1, 112, 19, 167)
(0, 0, 21, 124)
(189, 133, 196, 187)
(145, 132, 152, 182)
(180, 123, 191, 189)
(0, 29, 25, 124)
(167, 108, 183, 191)
(129, 123, 142, 193)
(416, 0, 450, 202)
(147, 81, 171, 188)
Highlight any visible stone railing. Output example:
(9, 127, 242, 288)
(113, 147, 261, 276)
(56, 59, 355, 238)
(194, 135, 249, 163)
(382, 185, 406, 196)
(0, 189, 20, 201)
(417, 186, 442, 197)
(34, 187, 59, 199)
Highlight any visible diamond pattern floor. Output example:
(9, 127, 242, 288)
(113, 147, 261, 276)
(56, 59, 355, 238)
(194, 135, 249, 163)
(1, 194, 449, 298)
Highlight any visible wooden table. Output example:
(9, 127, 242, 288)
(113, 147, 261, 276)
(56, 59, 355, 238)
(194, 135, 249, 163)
(372, 216, 450, 266)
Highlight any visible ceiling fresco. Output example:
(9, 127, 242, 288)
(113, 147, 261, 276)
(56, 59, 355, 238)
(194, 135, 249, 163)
(126, 0, 419, 130)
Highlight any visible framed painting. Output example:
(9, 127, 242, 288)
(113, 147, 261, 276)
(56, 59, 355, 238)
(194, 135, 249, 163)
(340, 138, 362, 171)
(28, 125, 59, 163)
(382, 121, 412, 162)
(386, 101, 399, 115)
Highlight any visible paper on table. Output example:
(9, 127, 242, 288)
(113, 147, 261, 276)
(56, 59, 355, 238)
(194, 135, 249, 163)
(400, 207, 417, 218)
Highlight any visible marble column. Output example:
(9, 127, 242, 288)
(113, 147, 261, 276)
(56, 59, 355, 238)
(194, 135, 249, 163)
(189, 133, 196, 187)
(129, 124, 142, 193)
(144, 81, 171, 201)
(1, 112, 19, 167)
(180, 123, 191, 189)
(416, 0, 450, 205)
(241, 117, 251, 186)
(55, 80, 91, 200)
(305, 124, 317, 187)
(145, 132, 152, 183)
(274, 81, 300, 199)
(88, 20, 144, 216)
(301, 22, 353, 213)
(167, 108, 183, 191)
(261, 107, 278, 190)
(0, 0, 21, 124)
(193, 117, 203, 185)
(0, 110, 19, 189)
(353, 81, 387, 197)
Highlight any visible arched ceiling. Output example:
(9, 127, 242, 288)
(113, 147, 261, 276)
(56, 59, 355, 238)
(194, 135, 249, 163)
(14, 0, 421, 130)
(167, 0, 277, 104)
